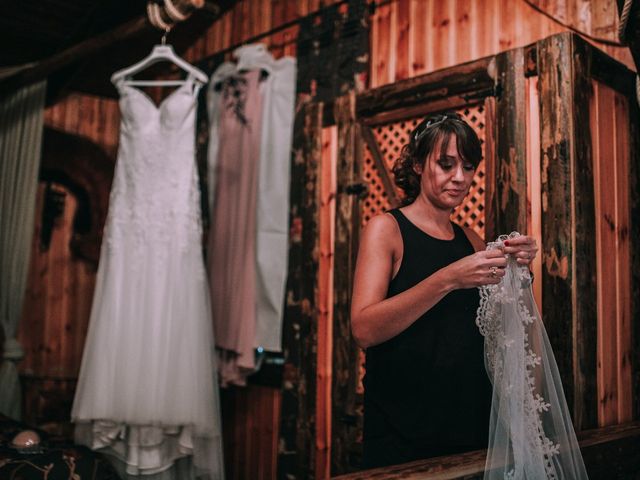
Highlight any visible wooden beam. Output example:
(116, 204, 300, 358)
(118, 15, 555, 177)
(537, 32, 598, 430)
(277, 100, 322, 479)
(332, 422, 640, 480)
(490, 47, 528, 239)
(0, 17, 150, 95)
(356, 56, 496, 120)
(316, 125, 336, 479)
(588, 44, 637, 95)
(331, 93, 364, 475)
(359, 124, 400, 208)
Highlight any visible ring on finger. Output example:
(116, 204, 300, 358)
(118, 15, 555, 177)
(490, 266, 498, 278)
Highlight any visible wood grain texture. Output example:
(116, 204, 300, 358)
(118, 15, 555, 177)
(525, 76, 543, 309)
(367, 0, 635, 89)
(316, 125, 336, 480)
(28, 1, 638, 477)
(331, 93, 363, 475)
(612, 89, 632, 424)
(357, 56, 495, 122)
(277, 100, 322, 480)
(591, 80, 634, 426)
(592, 80, 620, 426)
(221, 386, 281, 480)
(492, 48, 528, 236)
(483, 96, 497, 242)
(537, 32, 598, 429)
(332, 422, 640, 480)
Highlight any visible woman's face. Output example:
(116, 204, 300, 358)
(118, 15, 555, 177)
(415, 133, 475, 210)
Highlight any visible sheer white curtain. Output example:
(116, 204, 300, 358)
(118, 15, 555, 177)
(0, 80, 47, 419)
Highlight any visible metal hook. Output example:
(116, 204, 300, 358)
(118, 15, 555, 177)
(161, 27, 171, 45)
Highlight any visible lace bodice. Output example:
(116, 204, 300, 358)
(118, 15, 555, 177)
(105, 77, 203, 258)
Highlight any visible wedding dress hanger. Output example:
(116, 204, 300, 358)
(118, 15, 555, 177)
(111, 29, 208, 87)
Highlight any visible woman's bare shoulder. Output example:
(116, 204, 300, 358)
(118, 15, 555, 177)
(364, 211, 401, 238)
(360, 212, 402, 251)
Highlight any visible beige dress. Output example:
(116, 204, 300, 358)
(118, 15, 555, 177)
(207, 68, 264, 386)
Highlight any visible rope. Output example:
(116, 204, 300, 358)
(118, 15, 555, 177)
(618, 0, 634, 42)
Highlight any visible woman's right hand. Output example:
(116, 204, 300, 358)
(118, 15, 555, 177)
(444, 249, 507, 289)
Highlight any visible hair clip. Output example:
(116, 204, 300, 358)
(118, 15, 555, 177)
(413, 114, 465, 143)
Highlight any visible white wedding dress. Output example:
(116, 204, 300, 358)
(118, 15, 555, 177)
(71, 74, 224, 479)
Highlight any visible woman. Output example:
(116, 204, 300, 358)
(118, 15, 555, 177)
(351, 112, 538, 469)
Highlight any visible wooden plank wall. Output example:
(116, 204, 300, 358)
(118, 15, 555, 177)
(589, 80, 633, 427)
(19, 184, 96, 381)
(18, 183, 96, 433)
(538, 32, 599, 431)
(369, 0, 634, 89)
(43, 94, 120, 160)
(24, 1, 636, 478)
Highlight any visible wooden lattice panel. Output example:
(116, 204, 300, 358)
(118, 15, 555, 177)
(357, 105, 487, 395)
(361, 105, 486, 238)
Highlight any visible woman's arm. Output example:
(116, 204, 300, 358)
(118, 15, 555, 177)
(350, 214, 507, 349)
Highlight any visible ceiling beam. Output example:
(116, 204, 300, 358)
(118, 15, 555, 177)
(0, 16, 150, 96)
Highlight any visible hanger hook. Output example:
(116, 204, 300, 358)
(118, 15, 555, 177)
(161, 27, 171, 45)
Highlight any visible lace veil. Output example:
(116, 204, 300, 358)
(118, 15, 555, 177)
(476, 232, 588, 479)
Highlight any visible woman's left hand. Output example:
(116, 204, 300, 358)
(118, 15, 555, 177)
(503, 236, 538, 266)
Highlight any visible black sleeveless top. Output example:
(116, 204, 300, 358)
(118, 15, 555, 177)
(362, 209, 492, 465)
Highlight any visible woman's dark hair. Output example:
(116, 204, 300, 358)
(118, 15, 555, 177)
(392, 111, 482, 205)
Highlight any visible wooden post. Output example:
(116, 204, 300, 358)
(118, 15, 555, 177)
(490, 48, 528, 238)
(277, 100, 323, 479)
(537, 32, 598, 430)
(331, 92, 363, 475)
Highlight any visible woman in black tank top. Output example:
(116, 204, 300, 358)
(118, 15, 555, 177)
(350, 112, 539, 469)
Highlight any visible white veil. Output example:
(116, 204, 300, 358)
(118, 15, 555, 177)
(476, 233, 588, 479)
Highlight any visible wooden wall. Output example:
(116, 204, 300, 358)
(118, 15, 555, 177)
(369, 0, 634, 88)
(590, 80, 633, 427)
(21, 0, 636, 478)
(19, 183, 95, 434)
(44, 94, 120, 160)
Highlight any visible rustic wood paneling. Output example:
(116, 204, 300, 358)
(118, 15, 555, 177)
(612, 88, 632, 425)
(316, 125, 336, 480)
(331, 93, 362, 475)
(278, 100, 322, 479)
(221, 385, 281, 480)
(368, 0, 634, 89)
(356, 56, 495, 125)
(537, 32, 599, 430)
(19, 184, 96, 381)
(491, 48, 528, 237)
(590, 80, 633, 426)
(28, 1, 637, 477)
(592, 80, 621, 426)
(44, 94, 120, 159)
(525, 76, 543, 309)
(332, 422, 640, 480)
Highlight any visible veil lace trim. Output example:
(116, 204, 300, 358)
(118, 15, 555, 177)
(476, 232, 588, 480)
